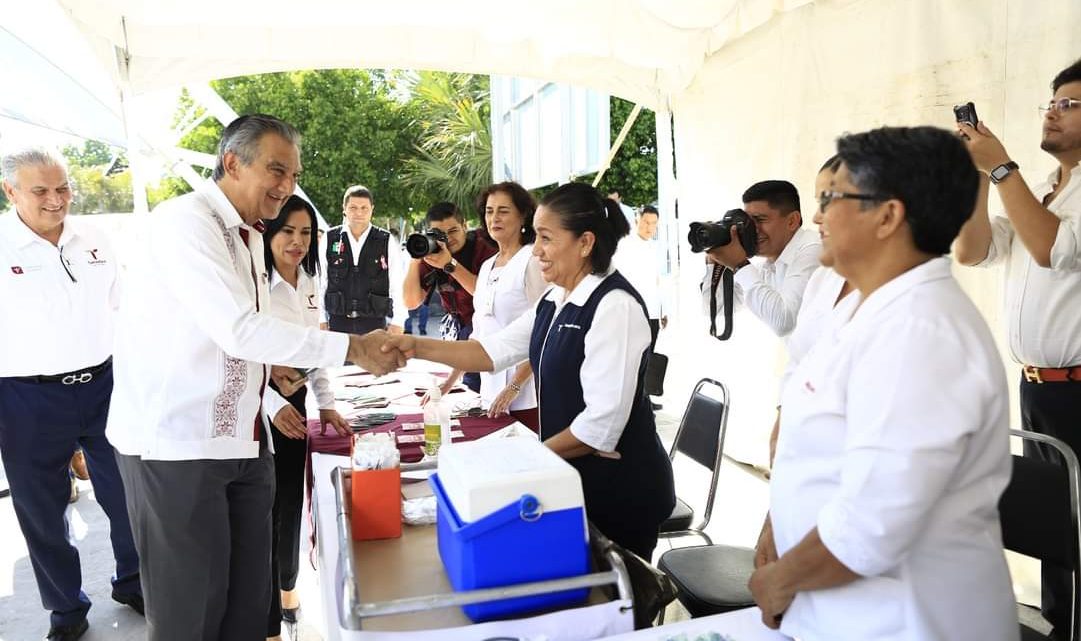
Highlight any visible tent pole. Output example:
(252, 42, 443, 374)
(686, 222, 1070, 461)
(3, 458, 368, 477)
(592, 103, 643, 188)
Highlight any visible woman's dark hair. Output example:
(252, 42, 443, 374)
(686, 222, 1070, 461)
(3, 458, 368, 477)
(819, 153, 842, 173)
(836, 126, 978, 256)
(476, 181, 537, 244)
(539, 182, 630, 274)
(263, 194, 320, 278)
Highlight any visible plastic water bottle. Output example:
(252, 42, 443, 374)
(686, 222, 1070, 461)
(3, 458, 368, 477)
(423, 386, 448, 456)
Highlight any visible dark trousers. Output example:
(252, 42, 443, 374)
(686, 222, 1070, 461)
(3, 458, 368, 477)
(117, 448, 274, 641)
(0, 367, 140, 628)
(648, 319, 660, 353)
(404, 304, 430, 335)
(1021, 376, 1081, 640)
(328, 315, 387, 335)
(267, 386, 308, 635)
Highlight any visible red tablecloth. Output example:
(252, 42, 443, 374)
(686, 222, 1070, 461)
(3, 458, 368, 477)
(307, 413, 519, 463)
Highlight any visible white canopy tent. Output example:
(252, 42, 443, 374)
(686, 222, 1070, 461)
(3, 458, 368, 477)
(15, 0, 1081, 463)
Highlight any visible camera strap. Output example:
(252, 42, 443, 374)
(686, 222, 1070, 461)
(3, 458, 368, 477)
(708, 264, 735, 341)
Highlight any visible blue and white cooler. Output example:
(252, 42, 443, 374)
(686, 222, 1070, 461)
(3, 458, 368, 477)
(429, 435, 590, 621)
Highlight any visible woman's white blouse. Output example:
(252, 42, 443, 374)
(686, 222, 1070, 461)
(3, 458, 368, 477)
(472, 245, 545, 411)
(263, 267, 336, 420)
(771, 258, 1017, 641)
(476, 269, 650, 452)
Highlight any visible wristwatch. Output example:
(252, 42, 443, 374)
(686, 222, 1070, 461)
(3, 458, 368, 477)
(443, 258, 458, 274)
(989, 160, 1019, 185)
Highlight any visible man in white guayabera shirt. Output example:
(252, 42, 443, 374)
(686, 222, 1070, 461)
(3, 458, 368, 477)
(107, 115, 404, 641)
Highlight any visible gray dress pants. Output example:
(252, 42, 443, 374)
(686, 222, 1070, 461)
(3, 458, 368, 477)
(117, 449, 275, 641)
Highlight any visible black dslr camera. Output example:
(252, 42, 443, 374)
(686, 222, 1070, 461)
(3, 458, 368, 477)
(687, 208, 758, 257)
(406, 228, 450, 258)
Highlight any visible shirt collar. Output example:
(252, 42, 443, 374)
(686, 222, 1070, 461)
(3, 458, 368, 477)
(200, 180, 259, 231)
(2, 209, 77, 248)
(269, 265, 311, 292)
(1046, 162, 1081, 188)
(771, 227, 817, 268)
(546, 267, 615, 307)
(844, 256, 953, 331)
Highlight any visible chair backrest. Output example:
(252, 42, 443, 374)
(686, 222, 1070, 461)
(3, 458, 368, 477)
(668, 378, 730, 531)
(1000, 429, 1081, 641)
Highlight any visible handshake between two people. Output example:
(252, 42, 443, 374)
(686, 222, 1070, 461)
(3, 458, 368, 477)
(266, 330, 422, 440)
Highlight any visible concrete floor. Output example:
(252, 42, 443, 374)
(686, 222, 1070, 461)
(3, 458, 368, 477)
(0, 477, 331, 641)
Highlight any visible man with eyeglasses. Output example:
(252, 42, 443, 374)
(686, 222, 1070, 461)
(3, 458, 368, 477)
(955, 57, 1081, 640)
(0, 146, 143, 641)
(701, 180, 821, 338)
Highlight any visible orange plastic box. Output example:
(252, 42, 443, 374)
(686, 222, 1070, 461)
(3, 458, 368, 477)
(350, 467, 402, 541)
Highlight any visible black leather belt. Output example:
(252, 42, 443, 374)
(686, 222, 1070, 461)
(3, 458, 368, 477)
(6, 358, 112, 385)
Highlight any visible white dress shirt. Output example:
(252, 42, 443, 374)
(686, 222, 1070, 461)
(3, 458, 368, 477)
(0, 212, 118, 376)
(262, 266, 337, 422)
(613, 233, 663, 319)
(340, 224, 407, 327)
(772, 258, 1017, 641)
(476, 269, 651, 452)
(977, 165, 1081, 367)
(700, 226, 821, 338)
(107, 182, 349, 461)
(779, 266, 856, 396)
(473, 246, 546, 411)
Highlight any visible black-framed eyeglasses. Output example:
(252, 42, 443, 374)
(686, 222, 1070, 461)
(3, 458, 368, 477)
(818, 190, 891, 212)
(1039, 98, 1081, 115)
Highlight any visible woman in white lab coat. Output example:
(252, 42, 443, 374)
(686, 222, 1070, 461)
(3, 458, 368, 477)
(435, 182, 546, 430)
(748, 126, 1018, 641)
(261, 195, 350, 638)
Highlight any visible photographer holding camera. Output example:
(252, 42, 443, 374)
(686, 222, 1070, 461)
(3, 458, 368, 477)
(403, 201, 497, 392)
(698, 180, 821, 339)
(324, 184, 405, 334)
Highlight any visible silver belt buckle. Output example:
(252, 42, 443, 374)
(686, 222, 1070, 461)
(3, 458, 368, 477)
(62, 372, 93, 385)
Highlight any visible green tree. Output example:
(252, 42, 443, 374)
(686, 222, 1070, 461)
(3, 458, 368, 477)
(593, 98, 657, 208)
(171, 70, 432, 228)
(61, 140, 134, 214)
(400, 72, 491, 221)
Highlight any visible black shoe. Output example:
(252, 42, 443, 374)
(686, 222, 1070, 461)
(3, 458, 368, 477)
(112, 590, 145, 616)
(282, 606, 299, 623)
(45, 619, 88, 640)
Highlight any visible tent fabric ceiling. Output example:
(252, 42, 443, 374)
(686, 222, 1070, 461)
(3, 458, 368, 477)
(56, 0, 811, 106)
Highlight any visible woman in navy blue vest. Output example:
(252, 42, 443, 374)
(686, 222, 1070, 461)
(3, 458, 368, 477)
(385, 182, 675, 559)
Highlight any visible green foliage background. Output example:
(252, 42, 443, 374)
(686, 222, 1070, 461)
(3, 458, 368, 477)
(11, 72, 659, 226)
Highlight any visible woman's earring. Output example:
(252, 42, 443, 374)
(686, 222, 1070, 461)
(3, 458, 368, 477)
(521, 226, 526, 234)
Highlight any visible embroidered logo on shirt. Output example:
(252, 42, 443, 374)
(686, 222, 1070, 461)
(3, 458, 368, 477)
(11, 266, 23, 274)
(558, 323, 583, 331)
(379, 255, 388, 270)
(85, 249, 107, 265)
(307, 294, 318, 310)
(803, 380, 816, 393)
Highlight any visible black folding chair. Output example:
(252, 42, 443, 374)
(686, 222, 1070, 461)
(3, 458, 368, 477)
(658, 378, 729, 543)
(1002, 429, 1081, 641)
(655, 378, 756, 618)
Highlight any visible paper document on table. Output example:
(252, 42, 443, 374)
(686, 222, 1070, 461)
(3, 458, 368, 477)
(602, 606, 791, 641)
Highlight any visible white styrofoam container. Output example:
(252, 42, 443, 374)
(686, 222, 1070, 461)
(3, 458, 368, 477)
(436, 436, 584, 523)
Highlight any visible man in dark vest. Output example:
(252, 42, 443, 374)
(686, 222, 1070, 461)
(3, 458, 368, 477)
(324, 185, 405, 334)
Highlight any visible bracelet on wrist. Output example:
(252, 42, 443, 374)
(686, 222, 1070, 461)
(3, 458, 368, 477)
(508, 382, 522, 393)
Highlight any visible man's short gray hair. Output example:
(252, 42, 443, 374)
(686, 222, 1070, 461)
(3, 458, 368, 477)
(212, 114, 302, 181)
(1, 147, 67, 187)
